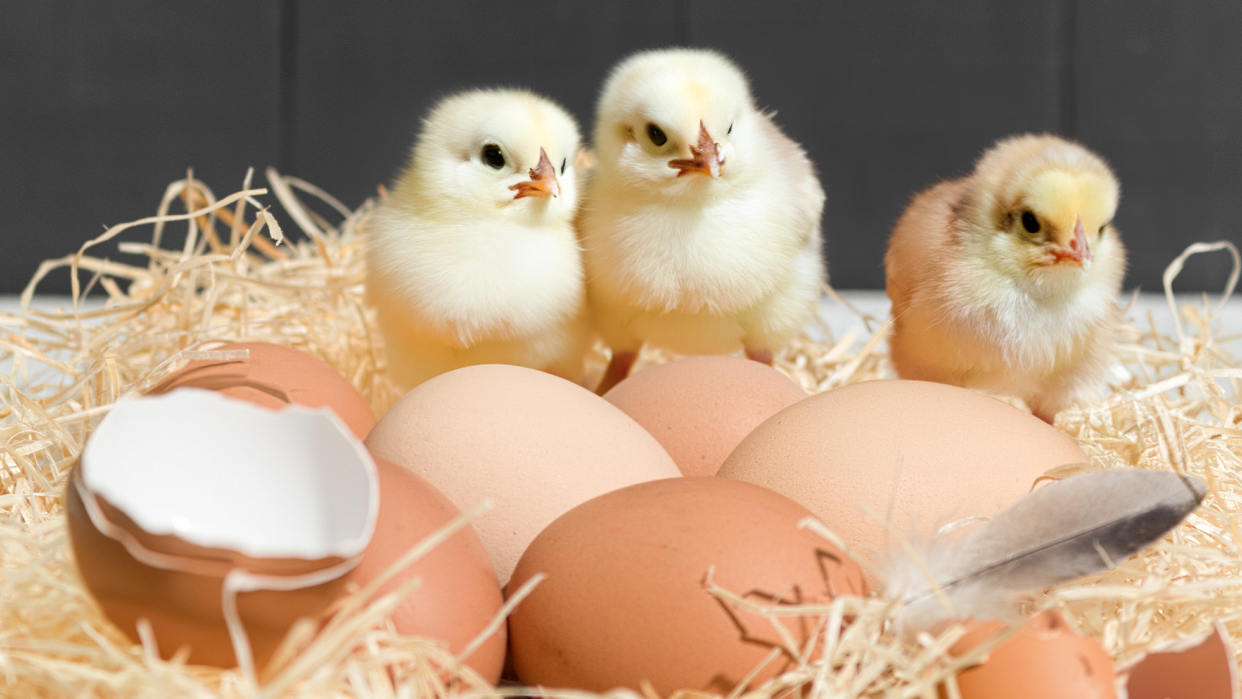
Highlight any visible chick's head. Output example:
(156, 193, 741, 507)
(968, 134, 1123, 294)
(594, 48, 757, 197)
(398, 89, 580, 226)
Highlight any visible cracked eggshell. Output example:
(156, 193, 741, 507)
(603, 355, 807, 477)
(364, 364, 681, 586)
(344, 456, 506, 684)
(719, 380, 1087, 565)
(507, 477, 869, 695)
(946, 611, 1115, 699)
(148, 342, 376, 440)
(66, 388, 378, 669)
(1125, 622, 1239, 699)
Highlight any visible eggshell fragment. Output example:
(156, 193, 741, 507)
(1125, 622, 1239, 699)
(67, 482, 353, 669)
(507, 477, 868, 695)
(603, 355, 807, 477)
(945, 611, 1116, 699)
(67, 388, 378, 669)
(718, 380, 1087, 563)
(148, 341, 376, 439)
(343, 456, 505, 684)
(365, 364, 681, 585)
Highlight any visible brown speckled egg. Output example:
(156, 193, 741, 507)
(718, 380, 1086, 564)
(603, 356, 807, 477)
(947, 611, 1116, 699)
(364, 364, 681, 586)
(507, 477, 868, 695)
(343, 456, 505, 683)
(148, 342, 376, 439)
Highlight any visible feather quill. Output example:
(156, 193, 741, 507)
(883, 470, 1207, 631)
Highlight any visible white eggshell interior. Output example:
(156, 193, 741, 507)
(82, 388, 378, 560)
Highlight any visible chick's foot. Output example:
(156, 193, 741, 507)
(596, 351, 637, 395)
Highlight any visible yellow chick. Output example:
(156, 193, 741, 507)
(579, 48, 826, 393)
(365, 89, 590, 390)
(885, 134, 1127, 422)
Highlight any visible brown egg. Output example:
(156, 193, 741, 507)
(148, 342, 376, 439)
(718, 380, 1087, 564)
(343, 456, 505, 684)
(945, 611, 1116, 699)
(603, 356, 807, 477)
(365, 364, 681, 586)
(507, 477, 869, 695)
(1126, 622, 1239, 699)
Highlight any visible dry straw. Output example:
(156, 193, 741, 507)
(1, 170, 1239, 698)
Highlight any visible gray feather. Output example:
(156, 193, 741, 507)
(896, 470, 1206, 626)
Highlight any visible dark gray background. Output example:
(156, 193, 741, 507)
(4, 1, 1240, 295)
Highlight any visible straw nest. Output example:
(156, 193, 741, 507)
(1, 170, 1239, 698)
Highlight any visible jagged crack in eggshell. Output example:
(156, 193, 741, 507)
(364, 364, 681, 586)
(508, 477, 869, 696)
(1126, 622, 1239, 699)
(344, 456, 506, 684)
(83, 387, 377, 560)
(718, 380, 1087, 564)
(603, 355, 807, 477)
(148, 342, 376, 440)
(946, 611, 1116, 699)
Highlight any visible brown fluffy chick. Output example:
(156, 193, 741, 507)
(884, 134, 1127, 423)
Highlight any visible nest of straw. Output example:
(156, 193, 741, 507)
(2, 170, 1239, 698)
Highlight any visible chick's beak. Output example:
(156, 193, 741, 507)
(509, 147, 560, 199)
(668, 121, 722, 178)
(1048, 213, 1093, 269)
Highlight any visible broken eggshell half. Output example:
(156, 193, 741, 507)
(66, 388, 378, 673)
(944, 611, 1116, 699)
(1124, 621, 1239, 699)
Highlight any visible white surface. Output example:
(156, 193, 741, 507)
(81, 388, 378, 559)
(810, 289, 1242, 349)
(0, 295, 105, 316)
(4, 290, 1240, 374)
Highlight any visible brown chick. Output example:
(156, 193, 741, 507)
(885, 134, 1126, 423)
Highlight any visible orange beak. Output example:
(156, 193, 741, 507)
(509, 148, 560, 199)
(668, 121, 722, 178)
(1048, 214, 1093, 269)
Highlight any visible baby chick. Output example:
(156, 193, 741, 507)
(366, 89, 590, 390)
(885, 134, 1127, 422)
(579, 48, 826, 394)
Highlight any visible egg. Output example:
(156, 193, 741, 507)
(364, 364, 681, 586)
(946, 611, 1116, 698)
(148, 341, 376, 439)
(1125, 622, 1238, 699)
(603, 355, 807, 477)
(343, 456, 505, 684)
(66, 389, 377, 670)
(507, 477, 868, 695)
(718, 380, 1087, 563)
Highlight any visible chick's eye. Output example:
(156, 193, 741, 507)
(1099, 224, 1107, 234)
(727, 122, 733, 135)
(1021, 211, 1041, 234)
(481, 144, 505, 169)
(646, 123, 667, 147)
(561, 158, 567, 175)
